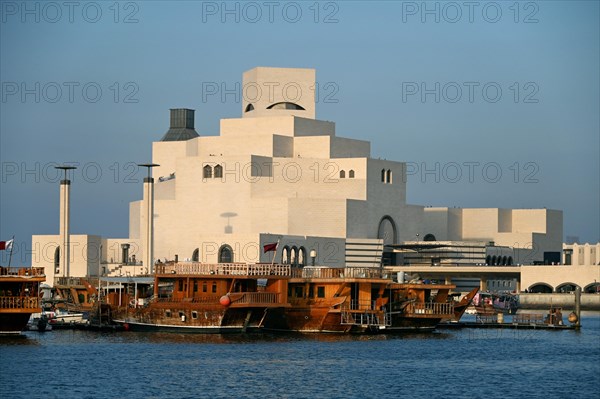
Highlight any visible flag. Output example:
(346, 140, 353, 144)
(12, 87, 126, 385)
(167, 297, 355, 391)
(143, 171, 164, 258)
(263, 242, 278, 253)
(0, 239, 14, 251)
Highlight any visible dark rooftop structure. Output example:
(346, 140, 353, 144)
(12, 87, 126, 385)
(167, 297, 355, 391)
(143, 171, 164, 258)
(160, 108, 200, 141)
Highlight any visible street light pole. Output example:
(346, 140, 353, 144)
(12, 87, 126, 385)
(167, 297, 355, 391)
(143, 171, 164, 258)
(55, 166, 77, 281)
(137, 163, 159, 276)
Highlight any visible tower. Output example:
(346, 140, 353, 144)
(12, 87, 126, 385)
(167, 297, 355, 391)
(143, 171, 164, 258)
(241, 67, 316, 119)
(56, 165, 76, 277)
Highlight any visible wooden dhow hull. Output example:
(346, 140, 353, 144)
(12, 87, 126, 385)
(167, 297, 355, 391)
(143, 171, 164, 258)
(109, 263, 456, 334)
(0, 267, 46, 335)
(0, 313, 32, 335)
(114, 304, 273, 333)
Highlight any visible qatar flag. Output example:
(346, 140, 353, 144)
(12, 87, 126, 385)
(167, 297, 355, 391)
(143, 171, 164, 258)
(0, 239, 14, 251)
(263, 242, 278, 253)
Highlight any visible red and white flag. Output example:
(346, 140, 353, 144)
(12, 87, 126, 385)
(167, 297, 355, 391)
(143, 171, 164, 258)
(0, 239, 14, 251)
(263, 242, 278, 253)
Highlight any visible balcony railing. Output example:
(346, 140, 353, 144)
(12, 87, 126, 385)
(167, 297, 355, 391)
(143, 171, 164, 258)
(0, 267, 45, 277)
(0, 296, 40, 310)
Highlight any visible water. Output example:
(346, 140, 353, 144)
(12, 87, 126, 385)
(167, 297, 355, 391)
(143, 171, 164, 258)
(1, 313, 599, 399)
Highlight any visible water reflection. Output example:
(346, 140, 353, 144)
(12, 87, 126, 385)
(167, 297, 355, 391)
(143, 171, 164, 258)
(7, 329, 459, 346)
(2, 313, 598, 347)
(1, 314, 598, 399)
(0, 334, 41, 346)
(0, 330, 448, 348)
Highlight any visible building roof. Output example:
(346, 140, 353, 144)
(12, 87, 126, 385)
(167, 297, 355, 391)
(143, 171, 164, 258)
(160, 108, 199, 141)
(160, 127, 199, 141)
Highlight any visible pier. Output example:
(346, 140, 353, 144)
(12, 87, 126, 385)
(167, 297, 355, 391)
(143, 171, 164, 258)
(440, 315, 576, 330)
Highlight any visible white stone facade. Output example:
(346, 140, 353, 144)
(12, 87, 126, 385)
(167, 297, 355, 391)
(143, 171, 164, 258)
(563, 242, 600, 266)
(422, 207, 563, 265)
(31, 67, 564, 283)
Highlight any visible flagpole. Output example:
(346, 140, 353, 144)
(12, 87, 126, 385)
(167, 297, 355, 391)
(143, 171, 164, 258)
(8, 235, 15, 267)
(270, 239, 280, 266)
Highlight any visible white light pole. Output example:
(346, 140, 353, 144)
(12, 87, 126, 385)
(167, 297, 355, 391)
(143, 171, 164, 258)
(138, 163, 159, 275)
(55, 166, 77, 280)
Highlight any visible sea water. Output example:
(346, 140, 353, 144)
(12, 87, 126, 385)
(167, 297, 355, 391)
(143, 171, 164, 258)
(1, 313, 599, 399)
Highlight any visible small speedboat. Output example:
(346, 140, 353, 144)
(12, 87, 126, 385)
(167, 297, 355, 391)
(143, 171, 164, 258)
(27, 313, 52, 332)
(47, 308, 87, 326)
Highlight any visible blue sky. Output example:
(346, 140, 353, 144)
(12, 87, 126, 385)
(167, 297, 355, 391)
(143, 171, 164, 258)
(1, 1, 598, 264)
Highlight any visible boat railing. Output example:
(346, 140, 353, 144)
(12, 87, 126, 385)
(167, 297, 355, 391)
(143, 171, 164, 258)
(0, 267, 45, 277)
(156, 263, 292, 276)
(513, 313, 545, 324)
(154, 292, 282, 305)
(340, 299, 391, 327)
(343, 300, 379, 311)
(476, 314, 499, 323)
(55, 276, 98, 287)
(341, 306, 390, 327)
(341, 311, 389, 327)
(0, 296, 40, 310)
(156, 295, 221, 304)
(233, 292, 281, 305)
(295, 267, 383, 279)
(155, 263, 385, 280)
(407, 302, 454, 315)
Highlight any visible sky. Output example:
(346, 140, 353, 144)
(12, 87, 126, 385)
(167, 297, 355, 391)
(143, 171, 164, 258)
(1, 1, 598, 265)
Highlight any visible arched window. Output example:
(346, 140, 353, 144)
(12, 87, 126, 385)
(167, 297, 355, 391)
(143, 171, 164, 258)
(528, 283, 553, 293)
(267, 102, 305, 110)
(282, 246, 290, 264)
(340, 170, 346, 178)
(290, 246, 298, 266)
(203, 165, 212, 179)
(381, 169, 386, 182)
(507, 256, 513, 266)
(423, 233, 436, 242)
(491, 255, 497, 265)
(349, 170, 355, 178)
(556, 283, 579, 293)
(486, 255, 492, 265)
(386, 169, 392, 184)
(214, 165, 223, 178)
(218, 245, 233, 263)
(501, 256, 507, 266)
(298, 247, 306, 267)
(584, 282, 600, 293)
(245, 103, 254, 112)
(54, 247, 60, 274)
(377, 216, 398, 245)
(192, 248, 199, 262)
